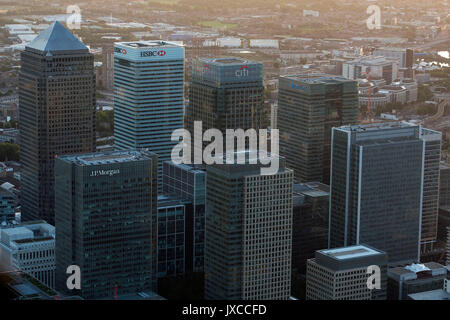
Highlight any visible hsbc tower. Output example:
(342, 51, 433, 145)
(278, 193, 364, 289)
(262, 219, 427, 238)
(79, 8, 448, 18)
(113, 41, 185, 190)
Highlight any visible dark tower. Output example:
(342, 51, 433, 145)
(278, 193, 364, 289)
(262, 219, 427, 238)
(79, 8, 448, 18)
(19, 22, 96, 224)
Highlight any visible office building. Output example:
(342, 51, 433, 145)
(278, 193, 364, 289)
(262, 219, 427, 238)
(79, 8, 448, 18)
(420, 128, 442, 252)
(343, 55, 399, 84)
(447, 227, 450, 266)
(0, 221, 55, 289)
(0, 188, 15, 223)
(439, 162, 450, 207)
(113, 41, 184, 191)
(19, 21, 96, 224)
(388, 262, 447, 300)
(278, 73, 358, 183)
(157, 194, 188, 278)
(162, 161, 206, 272)
(372, 48, 414, 68)
(204, 154, 293, 300)
(329, 122, 424, 265)
(54, 150, 158, 299)
(292, 182, 329, 274)
(306, 245, 387, 300)
(186, 57, 266, 154)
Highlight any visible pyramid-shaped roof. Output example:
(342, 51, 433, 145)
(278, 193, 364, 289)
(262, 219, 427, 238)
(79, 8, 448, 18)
(26, 21, 88, 53)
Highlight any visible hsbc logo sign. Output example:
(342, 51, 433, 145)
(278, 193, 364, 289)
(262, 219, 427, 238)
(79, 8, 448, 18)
(140, 50, 167, 57)
(114, 47, 127, 54)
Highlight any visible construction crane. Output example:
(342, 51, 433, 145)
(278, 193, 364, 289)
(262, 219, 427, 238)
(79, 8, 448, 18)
(360, 70, 373, 122)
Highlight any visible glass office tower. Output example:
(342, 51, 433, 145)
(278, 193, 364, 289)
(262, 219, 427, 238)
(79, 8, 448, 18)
(19, 22, 96, 224)
(162, 162, 206, 273)
(186, 57, 267, 155)
(54, 150, 158, 299)
(278, 73, 358, 184)
(329, 122, 424, 265)
(204, 153, 293, 300)
(113, 41, 184, 191)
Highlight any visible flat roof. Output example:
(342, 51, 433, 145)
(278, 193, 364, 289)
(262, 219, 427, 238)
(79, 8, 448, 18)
(282, 72, 353, 84)
(337, 121, 417, 133)
(198, 56, 261, 66)
(58, 150, 155, 166)
(319, 245, 382, 260)
(408, 289, 450, 300)
(115, 40, 182, 48)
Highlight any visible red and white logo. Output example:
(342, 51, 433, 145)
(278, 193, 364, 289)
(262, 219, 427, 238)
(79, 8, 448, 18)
(157, 50, 166, 56)
(121, 49, 127, 54)
(235, 65, 249, 77)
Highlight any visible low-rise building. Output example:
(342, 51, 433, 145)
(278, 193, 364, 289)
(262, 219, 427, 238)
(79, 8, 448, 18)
(306, 245, 388, 300)
(387, 262, 447, 300)
(0, 221, 55, 289)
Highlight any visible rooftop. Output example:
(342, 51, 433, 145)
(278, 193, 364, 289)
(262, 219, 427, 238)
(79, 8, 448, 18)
(26, 21, 88, 53)
(337, 121, 417, 133)
(198, 56, 261, 67)
(408, 289, 450, 300)
(116, 40, 182, 49)
(58, 150, 156, 166)
(282, 72, 354, 84)
(319, 245, 382, 261)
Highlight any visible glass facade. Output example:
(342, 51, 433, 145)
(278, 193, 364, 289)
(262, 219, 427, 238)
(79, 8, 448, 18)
(113, 41, 184, 191)
(186, 57, 267, 155)
(329, 123, 424, 265)
(278, 73, 358, 184)
(19, 22, 96, 224)
(54, 150, 158, 299)
(157, 195, 187, 278)
(162, 162, 206, 273)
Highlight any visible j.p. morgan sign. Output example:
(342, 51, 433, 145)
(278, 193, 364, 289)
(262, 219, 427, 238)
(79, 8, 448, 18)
(90, 169, 120, 177)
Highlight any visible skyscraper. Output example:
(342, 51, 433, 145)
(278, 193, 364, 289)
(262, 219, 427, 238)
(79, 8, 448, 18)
(19, 22, 96, 224)
(113, 41, 184, 190)
(420, 128, 442, 253)
(306, 245, 387, 300)
(278, 73, 358, 183)
(204, 153, 293, 300)
(186, 57, 266, 152)
(163, 162, 206, 273)
(54, 150, 158, 299)
(329, 122, 424, 265)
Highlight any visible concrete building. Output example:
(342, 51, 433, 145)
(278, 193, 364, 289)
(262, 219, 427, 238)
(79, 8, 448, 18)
(372, 48, 414, 68)
(278, 73, 358, 183)
(379, 85, 408, 104)
(0, 221, 55, 289)
(359, 92, 390, 109)
(113, 41, 184, 191)
(306, 245, 388, 300)
(20, 22, 96, 224)
(388, 262, 447, 300)
(343, 56, 399, 84)
(329, 122, 424, 265)
(54, 150, 158, 299)
(204, 153, 293, 300)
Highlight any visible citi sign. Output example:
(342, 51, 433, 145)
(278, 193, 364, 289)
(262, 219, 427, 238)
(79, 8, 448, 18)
(140, 50, 167, 57)
(235, 65, 249, 77)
